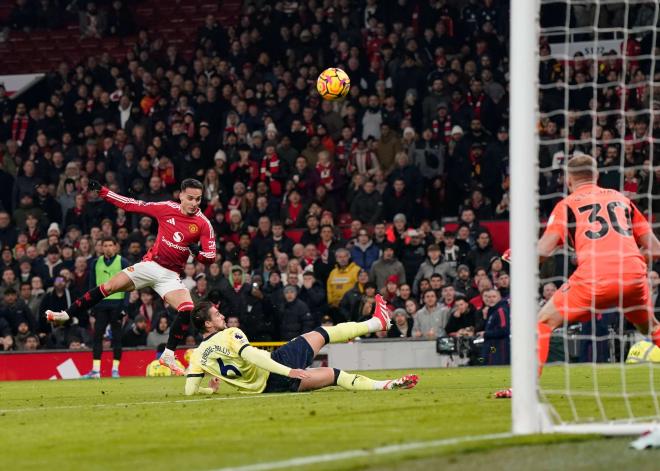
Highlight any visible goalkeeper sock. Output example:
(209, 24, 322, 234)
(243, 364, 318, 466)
(316, 321, 372, 345)
(92, 359, 101, 372)
(334, 369, 389, 391)
(166, 302, 194, 351)
(112, 359, 120, 371)
(537, 322, 553, 376)
(68, 286, 107, 319)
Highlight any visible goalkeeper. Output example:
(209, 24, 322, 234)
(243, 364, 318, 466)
(505, 155, 660, 382)
(184, 295, 418, 395)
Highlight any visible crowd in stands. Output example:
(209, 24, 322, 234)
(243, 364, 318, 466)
(5, 0, 135, 38)
(0, 1, 657, 366)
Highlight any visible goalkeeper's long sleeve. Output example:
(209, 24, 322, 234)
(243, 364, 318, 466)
(240, 345, 292, 377)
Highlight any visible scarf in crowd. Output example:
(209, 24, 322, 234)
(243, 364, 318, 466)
(466, 92, 485, 119)
(432, 116, 452, 143)
(11, 115, 28, 144)
(260, 153, 283, 196)
(315, 161, 334, 189)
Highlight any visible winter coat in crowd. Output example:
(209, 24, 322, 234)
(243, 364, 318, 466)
(234, 284, 274, 342)
(400, 242, 427, 287)
(413, 257, 457, 295)
(349, 189, 383, 225)
(411, 139, 444, 180)
(298, 281, 327, 325)
(350, 240, 380, 271)
(482, 299, 510, 365)
(279, 297, 315, 341)
(326, 262, 361, 307)
(370, 257, 406, 290)
(465, 244, 499, 272)
(338, 283, 366, 323)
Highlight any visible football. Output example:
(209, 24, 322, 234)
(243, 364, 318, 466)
(316, 67, 350, 100)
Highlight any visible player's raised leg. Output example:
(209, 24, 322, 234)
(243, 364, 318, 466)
(297, 367, 418, 392)
(300, 368, 418, 391)
(160, 288, 195, 375)
(301, 293, 392, 356)
(46, 271, 135, 323)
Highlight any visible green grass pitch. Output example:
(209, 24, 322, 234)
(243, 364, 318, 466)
(2, 365, 660, 470)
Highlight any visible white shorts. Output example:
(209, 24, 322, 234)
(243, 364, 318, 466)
(123, 261, 187, 298)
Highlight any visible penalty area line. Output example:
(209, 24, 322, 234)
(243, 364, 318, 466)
(212, 432, 516, 471)
(0, 392, 309, 414)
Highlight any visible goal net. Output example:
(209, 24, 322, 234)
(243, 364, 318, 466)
(511, 0, 660, 434)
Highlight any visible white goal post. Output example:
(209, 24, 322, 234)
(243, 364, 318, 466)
(511, 0, 660, 435)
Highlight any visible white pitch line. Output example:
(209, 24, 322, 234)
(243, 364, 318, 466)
(212, 432, 517, 471)
(0, 392, 309, 414)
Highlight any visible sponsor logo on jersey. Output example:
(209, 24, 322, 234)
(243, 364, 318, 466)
(189, 223, 199, 233)
(167, 218, 176, 225)
(172, 231, 184, 242)
(161, 236, 188, 252)
(234, 333, 243, 340)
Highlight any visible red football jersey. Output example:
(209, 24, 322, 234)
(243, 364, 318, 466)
(100, 188, 216, 273)
(544, 183, 651, 281)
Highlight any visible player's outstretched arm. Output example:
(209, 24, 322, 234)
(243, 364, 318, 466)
(537, 232, 562, 262)
(89, 179, 166, 218)
(184, 374, 218, 396)
(240, 345, 310, 379)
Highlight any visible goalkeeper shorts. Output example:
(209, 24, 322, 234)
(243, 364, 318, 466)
(551, 276, 651, 325)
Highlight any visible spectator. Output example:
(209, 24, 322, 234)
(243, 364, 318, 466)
(413, 244, 456, 296)
(326, 248, 361, 313)
(339, 270, 373, 322)
(370, 243, 406, 291)
(480, 289, 510, 365)
(445, 296, 477, 337)
(235, 279, 274, 342)
(0, 286, 34, 336)
(79, 2, 107, 39)
(298, 270, 327, 325)
(350, 229, 380, 271)
(412, 289, 449, 339)
(122, 314, 148, 347)
(466, 230, 499, 272)
(147, 317, 170, 348)
(350, 180, 383, 225)
(388, 308, 414, 338)
(279, 285, 315, 341)
(400, 229, 427, 284)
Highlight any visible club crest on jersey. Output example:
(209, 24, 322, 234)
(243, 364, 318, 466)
(189, 224, 199, 233)
(173, 231, 184, 243)
(126, 266, 135, 272)
(234, 333, 243, 340)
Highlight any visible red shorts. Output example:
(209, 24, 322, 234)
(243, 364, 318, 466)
(551, 276, 651, 325)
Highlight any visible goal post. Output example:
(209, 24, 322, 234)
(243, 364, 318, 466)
(511, 0, 660, 435)
(510, 0, 543, 435)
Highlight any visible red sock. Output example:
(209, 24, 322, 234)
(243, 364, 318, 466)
(537, 322, 553, 376)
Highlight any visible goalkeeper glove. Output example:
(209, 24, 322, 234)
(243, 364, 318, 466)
(188, 243, 201, 256)
(88, 179, 102, 192)
(501, 249, 511, 264)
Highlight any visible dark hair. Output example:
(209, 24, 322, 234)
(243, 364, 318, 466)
(430, 273, 444, 280)
(101, 236, 117, 244)
(4, 287, 16, 296)
(46, 245, 60, 255)
(192, 301, 215, 332)
(181, 178, 204, 192)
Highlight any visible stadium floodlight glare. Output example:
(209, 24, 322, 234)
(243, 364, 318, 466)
(512, 0, 660, 436)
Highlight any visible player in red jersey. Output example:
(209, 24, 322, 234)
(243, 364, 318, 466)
(46, 178, 216, 374)
(497, 155, 660, 398)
